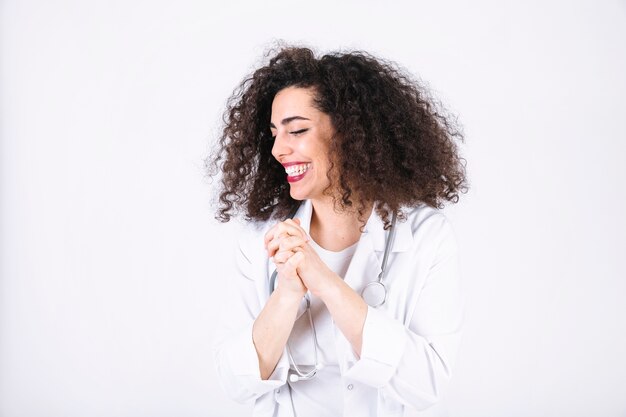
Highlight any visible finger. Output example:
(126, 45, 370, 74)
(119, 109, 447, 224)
(278, 254, 298, 276)
(268, 234, 307, 258)
(264, 223, 281, 248)
(283, 219, 308, 240)
(273, 221, 308, 242)
(266, 232, 290, 257)
(278, 235, 308, 253)
(263, 221, 296, 247)
(265, 219, 308, 250)
(286, 251, 304, 268)
(264, 222, 293, 248)
(273, 249, 296, 264)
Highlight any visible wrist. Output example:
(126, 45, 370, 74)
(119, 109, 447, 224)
(273, 286, 306, 306)
(311, 269, 342, 301)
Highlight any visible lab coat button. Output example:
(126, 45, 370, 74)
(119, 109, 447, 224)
(276, 389, 280, 394)
(347, 384, 354, 390)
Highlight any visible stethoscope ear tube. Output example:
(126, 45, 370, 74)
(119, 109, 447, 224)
(379, 211, 398, 282)
(269, 269, 278, 297)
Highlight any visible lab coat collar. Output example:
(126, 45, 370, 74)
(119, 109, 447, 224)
(292, 199, 413, 253)
(293, 199, 314, 235)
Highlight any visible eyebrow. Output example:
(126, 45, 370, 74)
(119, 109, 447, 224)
(269, 116, 310, 129)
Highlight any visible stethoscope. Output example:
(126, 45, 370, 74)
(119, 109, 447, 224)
(268, 206, 397, 383)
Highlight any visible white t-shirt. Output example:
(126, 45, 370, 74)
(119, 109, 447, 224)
(287, 238, 358, 417)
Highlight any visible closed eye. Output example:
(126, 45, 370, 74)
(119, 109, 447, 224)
(290, 128, 308, 135)
(269, 128, 308, 139)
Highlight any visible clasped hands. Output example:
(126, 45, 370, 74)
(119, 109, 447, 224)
(264, 219, 335, 301)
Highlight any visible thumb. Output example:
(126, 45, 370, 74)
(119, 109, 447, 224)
(293, 218, 301, 225)
(287, 251, 304, 267)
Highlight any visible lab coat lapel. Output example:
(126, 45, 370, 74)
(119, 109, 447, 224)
(343, 231, 382, 295)
(292, 200, 313, 234)
(343, 209, 386, 294)
(343, 207, 414, 293)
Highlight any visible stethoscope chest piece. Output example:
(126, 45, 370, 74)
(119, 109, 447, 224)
(361, 281, 387, 307)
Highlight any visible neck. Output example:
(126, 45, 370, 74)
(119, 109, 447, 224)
(309, 198, 373, 252)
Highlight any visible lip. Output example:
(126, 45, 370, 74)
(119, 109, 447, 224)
(287, 170, 308, 183)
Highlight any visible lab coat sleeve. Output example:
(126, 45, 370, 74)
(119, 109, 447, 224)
(212, 225, 290, 404)
(344, 215, 464, 411)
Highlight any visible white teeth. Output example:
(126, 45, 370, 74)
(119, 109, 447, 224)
(285, 163, 311, 176)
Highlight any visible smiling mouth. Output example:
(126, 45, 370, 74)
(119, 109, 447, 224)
(284, 163, 311, 183)
(285, 163, 311, 177)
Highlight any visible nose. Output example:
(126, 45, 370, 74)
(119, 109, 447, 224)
(271, 129, 291, 161)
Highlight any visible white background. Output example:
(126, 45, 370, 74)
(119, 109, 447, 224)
(1, 1, 625, 416)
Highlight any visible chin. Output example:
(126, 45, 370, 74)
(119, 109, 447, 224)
(288, 185, 316, 201)
(289, 191, 308, 201)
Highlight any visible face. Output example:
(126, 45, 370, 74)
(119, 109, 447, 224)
(270, 86, 336, 202)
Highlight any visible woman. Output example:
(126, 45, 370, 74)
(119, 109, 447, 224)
(210, 46, 467, 417)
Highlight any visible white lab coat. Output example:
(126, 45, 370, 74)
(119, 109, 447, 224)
(213, 199, 464, 417)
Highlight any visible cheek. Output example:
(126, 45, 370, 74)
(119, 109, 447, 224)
(311, 142, 330, 164)
(316, 145, 331, 168)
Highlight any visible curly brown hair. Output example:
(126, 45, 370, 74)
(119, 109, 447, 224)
(209, 46, 468, 228)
